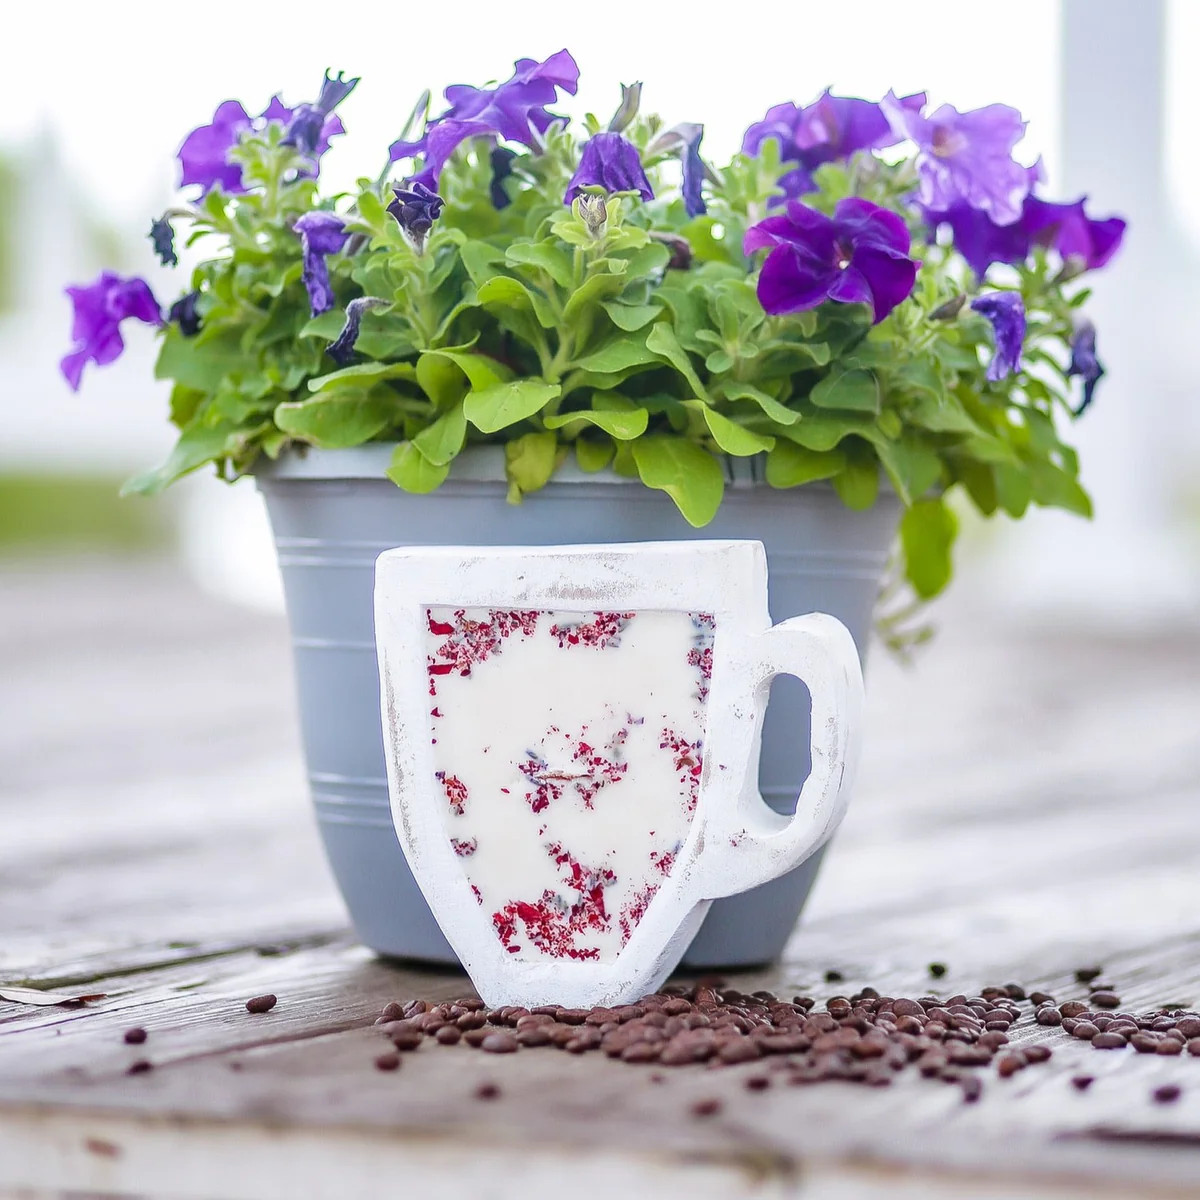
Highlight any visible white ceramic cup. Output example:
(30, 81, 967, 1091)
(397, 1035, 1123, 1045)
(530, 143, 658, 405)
(375, 540, 864, 1007)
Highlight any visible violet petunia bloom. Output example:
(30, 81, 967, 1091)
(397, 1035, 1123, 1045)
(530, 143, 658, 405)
(742, 91, 925, 199)
(564, 133, 654, 205)
(178, 94, 345, 195)
(744, 197, 918, 323)
(168, 291, 202, 337)
(149, 217, 177, 267)
(679, 125, 708, 217)
(882, 93, 1031, 225)
(327, 297, 389, 366)
(970, 292, 1025, 381)
(927, 184, 1127, 278)
(1068, 321, 1105, 415)
(386, 181, 445, 250)
(293, 211, 350, 316)
(389, 50, 579, 188)
(282, 70, 359, 155)
(60, 272, 162, 390)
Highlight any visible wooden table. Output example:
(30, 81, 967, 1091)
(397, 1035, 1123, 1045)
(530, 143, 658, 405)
(3, 558, 1200, 1199)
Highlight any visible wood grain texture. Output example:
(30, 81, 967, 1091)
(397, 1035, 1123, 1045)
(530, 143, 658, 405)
(3, 558, 1200, 1199)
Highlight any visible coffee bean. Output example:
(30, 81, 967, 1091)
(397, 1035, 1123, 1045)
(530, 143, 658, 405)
(1024, 1045, 1052, 1063)
(374, 1052, 400, 1071)
(660, 998, 691, 1017)
(928, 962, 947, 978)
(481, 1032, 518, 1054)
(516, 1027, 551, 1047)
(1091, 1032, 1127, 1049)
(1003, 984, 1027, 1001)
(1036, 1008, 1063, 1027)
(1091, 992, 1120, 1010)
(1071, 1022, 1099, 1041)
(960, 1076, 983, 1103)
(745, 1074, 771, 1091)
(1075, 966, 1103, 984)
(691, 1098, 722, 1118)
(378, 1002, 403, 1022)
(620, 1042, 661, 1063)
(1153, 1085, 1182, 1104)
(555, 1008, 589, 1025)
(1173, 1017, 1200, 1039)
(996, 1052, 1026, 1077)
(1029, 992, 1055, 1006)
(1156, 1039, 1183, 1056)
(123, 1028, 147, 1045)
(1130, 1033, 1160, 1054)
(1071, 1075, 1094, 1091)
(403, 1000, 427, 1017)
(1059, 1002, 1088, 1019)
(824, 970, 844, 983)
(979, 1032, 1009, 1050)
(435, 1025, 462, 1045)
(245, 994, 277, 1014)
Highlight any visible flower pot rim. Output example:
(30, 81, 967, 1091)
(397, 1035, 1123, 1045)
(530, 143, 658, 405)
(254, 443, 779, 489)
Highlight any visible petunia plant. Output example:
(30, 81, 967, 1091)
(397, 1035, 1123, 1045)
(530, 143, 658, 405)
(62, 54, 1126, 602)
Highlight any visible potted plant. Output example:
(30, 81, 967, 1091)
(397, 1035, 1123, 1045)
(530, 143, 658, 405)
(62, 51, 1124, 967)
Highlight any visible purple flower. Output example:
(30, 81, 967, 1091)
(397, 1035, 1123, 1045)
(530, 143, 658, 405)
(883, 93, 1031, 225)
(681, 126, 707, 218)
(564, 133, 654, 204)
(178, 95, 345, 195)
(282, 70, 359, 155)
(489, 146, 518, 209)
(742, 90, 925, 196)
(168, 291, 202, 338)
(970, 292, 1025, 381)
(293, 212, 350, 316)
(386, 181, 445, 250)
(1068, 321, 1104, 414)
(149, 217, 177, 267)
(327, 297, 388, 365)
(389, 50, 579, 187)
(744, 197, 918, 323)
(60, 272, 162, 390)
(927, 182, 1127, 278)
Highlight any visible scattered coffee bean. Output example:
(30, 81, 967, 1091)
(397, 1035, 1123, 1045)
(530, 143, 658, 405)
(928, 963, 947, 979)
(1091, 992, 1121, 1010)
(390, 1030, 422, 1051)
(1036, 1008, 1063, 1027)
(374, 1052, 400, 1071)
(1024, 1045, 1052, 1063)
(1091, 1032, 1127, 1049)
(123, 1027, 147, 1045)
(1060, 1002, 1088, 1019)
(1029, 992, 1055, 1006)
(1071, 1022, 1099, 1041)
(1071, 1075, 1094, 1091)
(690, 1098, 722, 1118)
(475, 1082, 500, 1100)
(1156, 1039, 1184, 1056)
(435, 1025, 462, 1046)
(824, 970, 844, 983)
(1075, 967, 1103, 984)
(1153, 1085, 1182, 1104)
(245, 994, 277, 1014)
(1189, 1039, 1200, 1057)
(996, 1052, 1026, 1077)
(378, 1001, 403, 1022)
(126, 1060, 152, 1075)
(480, 1032, 518, 1054)
(745, 1075, 771, 1091)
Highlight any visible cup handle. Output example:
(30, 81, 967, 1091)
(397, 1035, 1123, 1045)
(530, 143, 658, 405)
(694, 613, 865, 901)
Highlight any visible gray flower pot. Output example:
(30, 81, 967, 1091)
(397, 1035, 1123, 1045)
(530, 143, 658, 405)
(255, 445, 899, 967)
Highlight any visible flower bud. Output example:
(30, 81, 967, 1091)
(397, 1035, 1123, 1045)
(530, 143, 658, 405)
(607, 82, 643, 134)
(576, 194, 608, 239)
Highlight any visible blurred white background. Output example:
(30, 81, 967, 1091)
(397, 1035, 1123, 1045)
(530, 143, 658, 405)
(2, 0, 1197, 623)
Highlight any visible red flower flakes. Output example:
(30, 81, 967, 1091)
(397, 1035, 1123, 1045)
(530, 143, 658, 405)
(425, 608, 541, 694)
(548, 611, 635, 650)
(436, 771, 469, 816)
(660, 728, 703, 815)
(491, 842, 617, 960)
(451, 837, 478, 857)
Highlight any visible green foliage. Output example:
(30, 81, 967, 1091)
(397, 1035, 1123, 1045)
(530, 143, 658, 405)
(133, 86, 1104, 603)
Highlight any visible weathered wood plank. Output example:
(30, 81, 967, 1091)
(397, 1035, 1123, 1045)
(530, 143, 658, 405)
(3, 560, 1200, 1198)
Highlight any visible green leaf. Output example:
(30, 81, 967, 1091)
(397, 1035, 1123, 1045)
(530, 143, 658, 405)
(685, 402, 775, 455)
(717, 382, 800, 426)
(417, 352, 468, 411)
(427, 348, 510, 390)
(630, 436, 724, 527)
(993, 464, 1033, 518)
(274, 388, 397, 448)
(505, 431, 559, 501)
(307, 362, 416, 392)
(463, 380, 561, 433)
(476, 275, 556, 332)
(387, 442, 450, 493)
(155, 327, 255, 393)
(783, 412, 882, 452)
(602, 300, 662, 331)
(900, 498, 958, 599)
(573, 337, 660, 375)
(459, 241, 507, 287)
(412, 403, 467, 465)
(811, 368, 879, 413)
(121, 418, 243, 495)
(576, 438, 615, 472)
(765, 443, 846, 488)
(1028, 461, 1093, 517)
(832, 445, 880, 510)
(875, 436, 943, 505)
(544, 406, 648, 440)
(646, 323, 710, 401)
(563, 272, 629, 324)
(299, 311, 347, 340)
(505, 241, 574, 289)
(905, 392, 982, 435)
